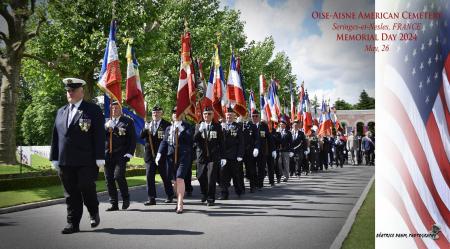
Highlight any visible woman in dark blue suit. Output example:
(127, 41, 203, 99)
(156, 107, 193, 213)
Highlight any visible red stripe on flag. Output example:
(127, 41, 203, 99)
(385, 137, 450, 245)
(438, 85, 450, 135)
(380, 179, 429, 249)
(383, 87, 450, 226)
(426, 113, 450, 189)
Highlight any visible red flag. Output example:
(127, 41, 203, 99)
(125, 43, 146, 118)
(176, 32, 196, 119)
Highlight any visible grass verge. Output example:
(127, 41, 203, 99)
(342, 182, 375, 249)
(0, 175, 160, 208)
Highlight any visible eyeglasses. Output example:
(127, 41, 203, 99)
(66, 88, 77, 93)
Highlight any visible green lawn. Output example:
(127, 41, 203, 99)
(342, 182, 375, 249)
(0, 175, 160, 208)
(0, 164, 37, 175)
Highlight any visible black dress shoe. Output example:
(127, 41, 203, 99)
(106, 205, 119, 211)
(176, 209, 183, 214)
(218, 195, 228, 200)
(90, 213, 100, 228)
(201, 195, 207, 203)
(61, 224, 79, 234)
(206, 201, 215, 207)
(164, 196, 174, 203)
(144, 198, 156, 206)
(122, 200, 130, 210)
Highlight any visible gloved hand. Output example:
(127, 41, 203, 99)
(124, 153, 133, 160)
(155, 153, 161, 165)
(332, 148, 335, 153)
(305, 148, 310, 155)
(198, 122, 207, 132)
(272, 151, 277, 159)
(237, 157, 243, 162)
(51, 161, 60, 173)
(144, 122, 151, 130)
(96, 160, 105, 168)
(253, 148, 259, 157)
(105, 119, 114, 129)
(289, 152, 294, 158)
(220, 159, 227, 167)
(221, 122, 227, 130)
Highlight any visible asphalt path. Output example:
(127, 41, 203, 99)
(0, 165, 374, 249)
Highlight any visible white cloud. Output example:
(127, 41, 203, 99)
(223, 0, 375, 104)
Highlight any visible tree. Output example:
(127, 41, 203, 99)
(355, 89, 375, 110)
(334, 98, 353, 110)
(0, 0, 45, 164)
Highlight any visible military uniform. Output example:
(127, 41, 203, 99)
(276, 126, 292, 181)
(254, 121, 274, 188)
(104, 113, 136, 210)
(194, 118, 224, 205)
(50, 78, 104, 234)
(242, 121, 260, 192)
(335, 135, 346, 168)
(308, 133, 320, 171)
(140, 113, 174, 205)
(219, 121, 245, 199)
(291, 128, 307, 176)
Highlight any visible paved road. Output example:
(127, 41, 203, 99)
(0, 165, 374, 249)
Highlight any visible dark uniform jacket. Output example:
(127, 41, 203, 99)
(243, 121, 260, 155)
(221, 122, 245, 160)
(277, 129, 292, 152)
(140, 119, 171, 162)
(158, 121, 193, 166)
(291, 129, 307, 154)
(50, 100, 105, 167)
(253, 121, 272, 156)
(105, 115, 136, 162)
(194, 122, 224, 164)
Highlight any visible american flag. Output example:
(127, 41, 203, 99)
(377, 1, 449, 248)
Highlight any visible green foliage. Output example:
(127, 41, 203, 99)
(355, 89, 375, 110)
(334, 98, 354, 110)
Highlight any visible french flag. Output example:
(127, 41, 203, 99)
(226, 52, 247, 117)
(176, 31, 196, 118)
(98, 20, 122, 104)
(302, 91, 313, 135)
(211, 44, 226, 118)
(249, 90, 256, 115)
(125, 43, 146, 118)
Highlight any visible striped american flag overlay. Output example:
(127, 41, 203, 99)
(377, 1, 449, 248)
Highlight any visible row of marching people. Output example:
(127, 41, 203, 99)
(103, 103, 353, 215)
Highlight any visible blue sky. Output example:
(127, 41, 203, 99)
(220, 0, 375, 104)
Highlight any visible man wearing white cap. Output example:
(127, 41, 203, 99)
(50, 78, 105, 234)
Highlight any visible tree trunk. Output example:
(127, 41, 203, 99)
(0, 64, 19, 164)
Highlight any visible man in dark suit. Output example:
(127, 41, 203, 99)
(194, 106, 223, 206)
(276, 118, 293, 182)
(50, 78, 105, 234)
(140, 106, 174, 205)
(104, 101, 136, 211)
(242, 117, 260, 193)
(291, 120, 306, 177)
(219, 107, 245, 199)
(251, 110, 276, 188)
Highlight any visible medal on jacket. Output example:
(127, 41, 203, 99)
(118, 126, 126, 136)
(79, 111, 91, 132)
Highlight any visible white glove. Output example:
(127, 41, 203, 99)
(198, 122, 206, 132)
(124, 153, 133, 159)
(51, 161, 60, 172)
(105, 119, 114, 129)
(221, 122, 226, 129)
(289, 152, 294, 158)
(174, 121, 184, 133)
(220, 159, 227, 167)
(237, 157, 243, 162)
(145, 122, 151, 130)
(155, 153, 161, 165)
(253, 148, 259, 157)
(272, 151, 277, 159)
(332, 148, 335, 153)
(96, 160, 105, 168)
(305, 148, 310, 155)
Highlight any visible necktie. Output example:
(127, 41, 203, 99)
(67, 104, 75, 126)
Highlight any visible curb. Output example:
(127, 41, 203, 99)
(329, 175, 375, 249)
(0, 176, 198, 215)
(0, 185, 146, 215)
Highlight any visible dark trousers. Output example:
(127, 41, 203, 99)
(198, 161, 218, 201)
(256, 154, 267, 187)
(336, 149, 344, 167)
(261, 155, 280, 186)
(185, 164, 193, 193)
(310, 149, 319, 171)
(220, 159, 243, 196)
(60, 165, 99, 226)
(105, 159, 129, 204)
(320, 151, 328, 170)
(293, 153, 303, 175)
(145, 159, 174, 199)
(244, 153, 257, 190)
